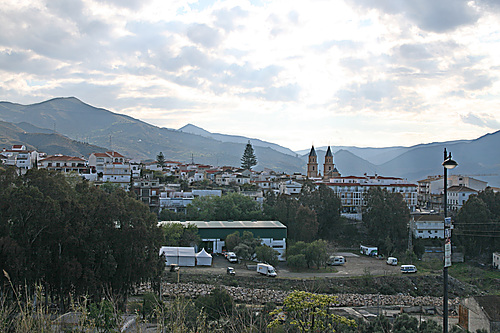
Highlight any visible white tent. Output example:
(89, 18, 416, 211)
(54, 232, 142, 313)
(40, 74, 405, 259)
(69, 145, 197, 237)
(195, 248, 212, 266)
(159, 246, 195, 267)
(178, 247, 196, 267)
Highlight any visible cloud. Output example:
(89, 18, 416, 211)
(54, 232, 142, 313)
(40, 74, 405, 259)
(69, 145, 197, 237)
(461, 113, 500, 129)
(186, 24, 222, 48)
(463, 70, 494, 91)
(213, 6, 248, 32)
(348, 0, 480, 32)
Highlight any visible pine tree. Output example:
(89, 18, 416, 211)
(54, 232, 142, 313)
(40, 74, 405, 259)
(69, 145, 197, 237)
(241, 141, 257, 170)
(156, 152, 165, 168)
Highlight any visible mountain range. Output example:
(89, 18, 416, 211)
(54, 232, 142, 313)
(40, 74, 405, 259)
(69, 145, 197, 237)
(0, 97, 499, 187)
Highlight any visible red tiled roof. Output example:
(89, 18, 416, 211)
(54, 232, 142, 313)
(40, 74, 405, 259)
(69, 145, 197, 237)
(41, 155, 86, 162)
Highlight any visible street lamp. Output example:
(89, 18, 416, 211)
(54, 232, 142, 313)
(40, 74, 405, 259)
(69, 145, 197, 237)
(442, 148, 458, 333)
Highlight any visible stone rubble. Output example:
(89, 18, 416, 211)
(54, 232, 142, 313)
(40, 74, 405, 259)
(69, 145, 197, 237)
(139, 282, 460, 308)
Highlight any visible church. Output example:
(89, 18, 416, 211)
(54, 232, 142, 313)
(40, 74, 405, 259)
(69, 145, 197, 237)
(306, 146, 341, 180)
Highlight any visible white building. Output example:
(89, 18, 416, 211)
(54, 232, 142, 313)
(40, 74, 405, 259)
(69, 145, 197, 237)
(38, 155, 89, 174)
(411, 213, 445, 239)
(1, 145, 40, 171)
(493, 252, 500, 270)
(447, 185, 478, 212)
(88, 151, 131, 187)
(323, 175, 418, 219)
(279, 180, 302, 195)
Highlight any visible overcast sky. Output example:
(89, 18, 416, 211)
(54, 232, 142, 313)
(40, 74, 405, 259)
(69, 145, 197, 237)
(1, 0, 500, 151)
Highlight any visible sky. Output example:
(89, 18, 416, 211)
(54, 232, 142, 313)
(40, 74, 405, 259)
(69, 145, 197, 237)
(1, 0, 500, 151)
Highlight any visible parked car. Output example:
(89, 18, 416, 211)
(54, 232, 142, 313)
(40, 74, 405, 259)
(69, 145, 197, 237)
(327, 256, 345, 266)
(226, 252, 238, 263)
(386, 257, 398, 266)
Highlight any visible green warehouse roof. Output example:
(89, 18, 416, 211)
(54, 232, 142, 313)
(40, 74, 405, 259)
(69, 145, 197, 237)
(159, 221, 287, 239)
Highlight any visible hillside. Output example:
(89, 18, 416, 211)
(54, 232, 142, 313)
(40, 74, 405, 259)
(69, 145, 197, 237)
(0, 98, 306, 173)
(179, 123, 298, 157)
(0, 121, 107, 157)
(1, 97, 499, 186)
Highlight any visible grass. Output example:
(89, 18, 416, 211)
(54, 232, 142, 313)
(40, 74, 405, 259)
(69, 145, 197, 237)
(411, 260, 500, 295)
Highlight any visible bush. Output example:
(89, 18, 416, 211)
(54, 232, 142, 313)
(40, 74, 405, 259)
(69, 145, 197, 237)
(287, 254, 307, 270)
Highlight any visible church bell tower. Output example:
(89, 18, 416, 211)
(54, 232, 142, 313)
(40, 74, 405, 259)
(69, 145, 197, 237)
(307, 146, 318, 178)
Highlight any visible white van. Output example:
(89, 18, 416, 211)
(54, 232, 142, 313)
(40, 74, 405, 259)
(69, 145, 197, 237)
(226, 252, 238, 263)
(386, 257, 398, 266)
(400, 264, 417, 274)
(327, 256, 345, 266)
(257, 263, 277, 277)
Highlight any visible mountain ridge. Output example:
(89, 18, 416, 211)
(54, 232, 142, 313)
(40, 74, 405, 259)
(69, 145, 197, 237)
(0, 97, 499, 186)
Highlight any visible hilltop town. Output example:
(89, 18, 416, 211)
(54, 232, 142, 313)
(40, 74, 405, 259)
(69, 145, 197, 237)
(1, 142, 499, 332)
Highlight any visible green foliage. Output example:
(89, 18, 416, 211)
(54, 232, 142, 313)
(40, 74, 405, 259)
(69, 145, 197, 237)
(158, 208, 184, 221)
(264, 184, 345, 243)
(419, 319, 442, 333)
(161, 222, 200, 247)
(255, 244, 280, 267)
(88, 299, 121, 332)
(100, 181, 122, 193)
(294, 205, 318, 242)
(393, 313, 418, 333)
(287, 240, 328, 269)
(186, 192, 264, 221)
(455, 188, 500, 256)
(241, 141, 257, 170)
(195, 287, 234, 321)
(0, 168, 164, 306)
(155, 296, 207, 333)
(268, 290, 356, 332)
(225, 231, 262, 260)
(363, 187, 410, 254)
(156, 151, 166, 168)
(287, 254, 307, 269)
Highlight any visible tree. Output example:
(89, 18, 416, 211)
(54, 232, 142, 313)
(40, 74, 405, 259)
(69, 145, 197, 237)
(268, 290, 355, 332)
(287, 240, 328, 269)
(161, 222, 200, 247)
(455, 188, 500, 256)
(195, 287, 234, 321)
(186, 193, 264, 221)
(226, 231, 262, 260)
(363, 187, 410, 255)
(0, 168, 164, 309)
(392, 313, 418, 333)
(156, 152, 166, 168)
(240, 141, 257, 170)
(255, 244, 279, 267)
(294, 205, 318, 242)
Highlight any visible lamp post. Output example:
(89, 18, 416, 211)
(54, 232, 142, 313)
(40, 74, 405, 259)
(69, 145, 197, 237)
(442, 148, 458, 333)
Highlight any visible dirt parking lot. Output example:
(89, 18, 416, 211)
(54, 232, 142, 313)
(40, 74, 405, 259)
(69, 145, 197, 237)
(181, 252, 403, 279)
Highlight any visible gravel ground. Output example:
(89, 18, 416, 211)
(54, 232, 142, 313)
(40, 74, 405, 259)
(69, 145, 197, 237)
(180, 253, 402, 279)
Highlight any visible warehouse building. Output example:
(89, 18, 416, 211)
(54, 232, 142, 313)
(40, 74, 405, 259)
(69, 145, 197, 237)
(159, 221, 287, 260)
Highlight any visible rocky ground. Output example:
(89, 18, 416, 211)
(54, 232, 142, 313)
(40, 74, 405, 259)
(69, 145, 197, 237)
(151, 254, 483, 309)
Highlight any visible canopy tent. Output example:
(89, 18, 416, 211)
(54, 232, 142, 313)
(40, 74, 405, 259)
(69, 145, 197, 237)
(195, 248, 212, 266)
(159, 246, 195, 267)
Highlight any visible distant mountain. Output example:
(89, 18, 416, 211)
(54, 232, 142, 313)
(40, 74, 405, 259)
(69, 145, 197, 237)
(0, 121, 107, 157)
(179, 124, 298, 157)
(299, 133, 500, 187)
(0, 98, 305, 173)
(1, 97, 498, 186)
